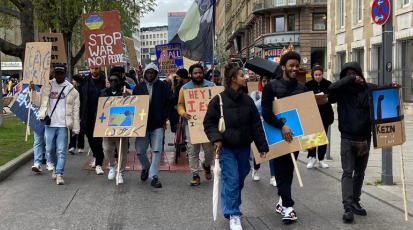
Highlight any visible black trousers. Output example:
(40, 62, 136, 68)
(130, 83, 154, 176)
(307, 123, 329, 161)
(273, 151, 299, 208)
(86, 133, 104, 167)
(69, 131, 85, 149)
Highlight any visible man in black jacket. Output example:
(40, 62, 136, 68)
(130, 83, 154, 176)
(79, 66, 107, 175)
(133, 63, 174, 188)
(261, 51, 307, 223)
(328, 62, 400, 222)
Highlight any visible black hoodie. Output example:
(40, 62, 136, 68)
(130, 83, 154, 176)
(329, 62, 391, 140)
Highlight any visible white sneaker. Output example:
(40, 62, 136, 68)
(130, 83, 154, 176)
(118, 173, 124, 184)
(108, 164, 116, 180)
(91, 158, 96, 168)
(95, 165, 104, 175)
(319, 160, 329, 168)
(46, 162, 54, 171)
(270, 178, 277, 187)
(56, 174, 65, 185)
(78, 148, 84, 153)
(230, 215, 243, 230)
(52, 167, 57, 180)
(282, 207, 297, 222)
(68, 147, 75, 155)
(252, 169, 260, 181)
(31, 164, 42, 173)
(307, 157, 317, 169)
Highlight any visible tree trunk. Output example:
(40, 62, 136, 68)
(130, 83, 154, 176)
(18, 0, 35, 62)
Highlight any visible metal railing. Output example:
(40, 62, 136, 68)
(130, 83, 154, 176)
(252, 0, 327, 11)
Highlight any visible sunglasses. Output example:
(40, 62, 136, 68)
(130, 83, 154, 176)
(109, 79, 119, 83)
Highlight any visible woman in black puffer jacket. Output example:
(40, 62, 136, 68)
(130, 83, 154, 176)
(203, 62, 269, 227)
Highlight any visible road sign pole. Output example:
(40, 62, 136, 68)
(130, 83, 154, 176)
(380, 0, 394, 185)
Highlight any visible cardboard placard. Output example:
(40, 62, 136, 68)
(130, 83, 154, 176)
(315, 94, 328, 105)
(22, 42, 52, 86)
(93, 95, 150, 137)
(252, 92, 328, 164)
(369, 88, 406, 149)
(184, 86, 225, 144)
(82, 11, 123, 68)
(156, 43, 184, 75)
(38, 33, 67, 65)
(10, 84, 45, 135)
(124, 37, 139, 69)
(247, 82, 259, 93)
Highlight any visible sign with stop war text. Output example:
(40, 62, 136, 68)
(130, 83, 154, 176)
(22, 42, 52, 86)
(82, 11, 123, 68)
(156, 43, 184, 75)
(369, 88, 406, 149)
(184, 86, 224, 144)
(38, 33, 67, 65)
(93, 95, 150, 138)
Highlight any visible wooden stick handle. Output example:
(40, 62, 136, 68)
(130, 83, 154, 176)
(123, 86, 126, 94)
(291, 153, 303, 187)
(116, 138, 123, 185)
(399, 145, 408, 221)
(87, 148, 91, 156)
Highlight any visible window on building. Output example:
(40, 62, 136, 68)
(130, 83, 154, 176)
(287, 14, 295, 31)
(352, 49, 365, 71)
(161, 34, 163, 38)
(357, 0, 362, 22)
(313, 13, 327, 31)
(275, 16, 284, 32)
(146, 35, 148, 39)
(150, 48, 156, 53)
(150, 41, 152, 45)
(164, 40, 167, 44)
(164, 33, 166, 37)
(340, 0, 345, 28)
(157, 34, 159, 38)
(404, 0, 410, 7)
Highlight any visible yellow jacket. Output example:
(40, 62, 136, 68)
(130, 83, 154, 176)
(177, 83, 215, 117)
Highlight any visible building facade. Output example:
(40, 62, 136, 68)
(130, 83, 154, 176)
(167, 12, 187, 42)
(327, 0, 413, 102)
(131, 22, 142, 71)
(140, 26, 168, 67)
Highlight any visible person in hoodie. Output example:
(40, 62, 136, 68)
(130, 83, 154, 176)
(29, 64, 80, 185)
(328, 62, 400, 222)
(261, 51, 307, 223)
(305, 66, 334, 169)
(133, 63, 174, 188)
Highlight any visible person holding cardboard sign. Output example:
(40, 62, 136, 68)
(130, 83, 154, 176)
(261, 49, 308, 223)
(328, 62, 401, 222)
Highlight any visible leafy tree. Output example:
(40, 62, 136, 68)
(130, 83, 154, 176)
(214, 39, 230, 74)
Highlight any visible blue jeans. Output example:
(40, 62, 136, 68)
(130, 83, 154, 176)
(45, 127, 68, 175)
(135, 128, 164, 179)
(220, 145, 251, 219)
(34, 130, 47, 165)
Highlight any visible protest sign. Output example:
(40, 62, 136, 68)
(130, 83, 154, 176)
(315, 94, 328, 105)
(369, 88, 406, 149)
(156, 43, 183, 75)
(22, 42, 52, 86)
(124, 37, 139, 69)
(252, 91, 328, 164)
(184, 86, 225, 144)
(10, 84, 45, 135)
(93, 95, 150, 138)
(247, 82, 259, 93)
(38, 33, 67, 65)
(82, 11, 123, 68)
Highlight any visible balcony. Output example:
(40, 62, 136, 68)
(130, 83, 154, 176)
(252, 0, 327, 13)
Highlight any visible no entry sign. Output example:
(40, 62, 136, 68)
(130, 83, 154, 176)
(371, 0, 391, 25)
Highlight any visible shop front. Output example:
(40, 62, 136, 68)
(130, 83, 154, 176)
(1, 62, 22, 80)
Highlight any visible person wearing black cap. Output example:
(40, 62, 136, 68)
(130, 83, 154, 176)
(111, 66, 131, 89)
(305, 66, 333, 169)
(29, 64, 80, 185)
(129, 69, 139, 85)
(212, 70, 222, 86)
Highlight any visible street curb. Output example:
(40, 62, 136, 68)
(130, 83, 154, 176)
(0, 148, 33, 184)
(297, 156, 413, 217)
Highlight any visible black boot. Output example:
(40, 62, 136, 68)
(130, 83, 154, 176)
(343, 206, 354, 222)
(352, 202, 367, 215)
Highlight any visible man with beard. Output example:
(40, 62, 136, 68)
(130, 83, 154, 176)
(79, 66, 107, 175)
(177, 64, 215, 186)
(248, 70, 258, 82)
(261, 50, 307, 223)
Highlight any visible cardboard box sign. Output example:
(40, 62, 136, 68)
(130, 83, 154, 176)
(369, 88, 406, 149)
(252, 91, 328, 164)
(22, 42, 52, 86)
(38, 33, 67, 65)
(247, 82, 259, 93)
(184, 86, 225, 144)
(93, 95, 150, 138)
(82, 11, 124, 68)
(155, 43, 183, 75)
(124, 37, 139, 70)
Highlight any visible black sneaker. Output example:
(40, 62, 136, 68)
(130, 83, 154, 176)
(282, 209, 297, 222)
(141, 168, 149, 181)
(343, 206, 354, 222)
(151, 176, 162, 188)
(180, 145, 187, 152)
(352, 202, 367, 215)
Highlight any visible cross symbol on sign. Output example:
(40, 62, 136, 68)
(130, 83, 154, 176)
(372, 0, 390, 25)
(99, 113, 107, 123)
(139, 109, 147, 120)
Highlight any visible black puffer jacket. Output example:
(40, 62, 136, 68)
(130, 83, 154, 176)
(203, 87, 269, 153)
(262, 76, 308, 129)
(305, 78, 334, 125)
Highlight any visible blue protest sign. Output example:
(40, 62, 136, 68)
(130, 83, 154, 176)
(155, 43, 184, 75)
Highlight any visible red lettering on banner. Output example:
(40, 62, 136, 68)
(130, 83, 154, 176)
(199, 102, 206, 112)
(189, 91, 195, 99)
(187, 101, 196, 112)
(199, 90, 206, 99)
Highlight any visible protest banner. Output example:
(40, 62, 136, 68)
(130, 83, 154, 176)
(124, 37, 139, 69)
(82, 11, 123, 68)
(315, 94, 328, 105)
(156, 43, 183, 75)
(184, 86, 225, 144)
(10, 84, 44, 135)
(369, 88, 406, 149)
(183, 57, 198, 70)
(93, 95, 150, 138)
(38, 33, 67, 65)
(22, 42, 52, 86)
(247, 82, 259, 93)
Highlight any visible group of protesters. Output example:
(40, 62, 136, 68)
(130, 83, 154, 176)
(26, 48, 401, 230)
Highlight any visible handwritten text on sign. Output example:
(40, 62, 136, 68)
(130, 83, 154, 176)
(155, 43, 183, 75)
(22, 42, 52, 86)
(184, 86, 224, 144)
(39, 33, 67, 65)
(93, 95, 150, 138)
(83, 11, 124, 68)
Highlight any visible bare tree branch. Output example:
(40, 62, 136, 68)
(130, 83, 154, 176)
(9, 0, 23, 12)
(72, 43, 85, 65)
(0, 6, 20, 18)
(0, 37, 24, 59)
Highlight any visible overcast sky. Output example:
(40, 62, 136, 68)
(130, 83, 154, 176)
(140, 0, 193, 27)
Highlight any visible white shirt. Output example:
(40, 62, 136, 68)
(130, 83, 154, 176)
(47, 80, 70, 127)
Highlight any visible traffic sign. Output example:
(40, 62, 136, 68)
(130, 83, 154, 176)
(371, 0, 391, 25)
